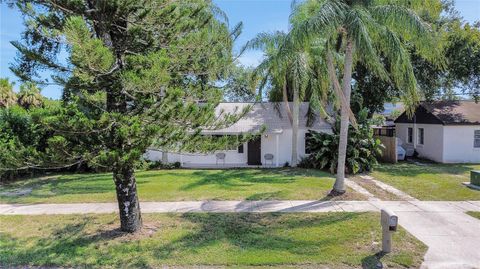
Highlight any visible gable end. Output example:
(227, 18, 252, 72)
(394, 105, 444, 125)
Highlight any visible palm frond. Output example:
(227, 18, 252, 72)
(345, 6, 389, 81)
(371, 4, 439, 61)
(373, 24, 420, 116)
(210, 3, 229, 25)
(290, 0, 346, 46)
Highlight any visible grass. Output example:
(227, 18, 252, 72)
(467, 211, 480, 220)
(371, 162, 480, 201)
(0, 212, 426, 268)
(0, 168, 365, 204)
(350, 175, 400, 200)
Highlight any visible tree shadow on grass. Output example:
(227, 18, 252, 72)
(245, 191, 334, 201)
(376, 162, 476, 179)
(0, 173, 120, 204)
(1, 213, 391, 268)
(179, 169, 314, 191)
(245, 191, 286, 200)
(0, 216, 151, 268)
(152, 212, 361, 261)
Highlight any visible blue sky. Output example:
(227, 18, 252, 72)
(1, 0, 479, 99)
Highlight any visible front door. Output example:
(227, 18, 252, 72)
(247, 137, 262, 165)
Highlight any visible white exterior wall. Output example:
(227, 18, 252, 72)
(443, 125, 480, 163)
(144, 144, 248, 166)
(396, 123, 444, 162)
(145, 128, 326, 167)
(396, 123, 480, 163)
(261, 131, 289, 166)
(260, 129, 311, 166)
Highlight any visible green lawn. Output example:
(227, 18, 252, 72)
(0, 213, 426, 268)
(0, 169, 365, 203)
(467, 211, 480, 220)
(371, 162, 480, 201)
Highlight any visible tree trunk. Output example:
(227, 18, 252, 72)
(282, 81, 293, 125)
(113, 164, 142, 232)
(291, 85, 300, 167)
(332, 39, 354, 195)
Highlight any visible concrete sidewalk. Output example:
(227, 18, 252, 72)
(1, 200, 479, 215)
(1, 200, 480, 269)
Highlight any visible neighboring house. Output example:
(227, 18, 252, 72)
(145, 102, 332, 167)
(379, 102, 405, 127)
(395, 100, 480, 163)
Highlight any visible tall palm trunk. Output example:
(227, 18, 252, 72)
(333, 39, 354, 194)
(291, 85, 300, 167)
(282, 79, 293, 124)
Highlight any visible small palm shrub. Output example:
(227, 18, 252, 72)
(0, 78, 17, 108)
(299, 109, 383, 174)
(17, 82, 43, 110)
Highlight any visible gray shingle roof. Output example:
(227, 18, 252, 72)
(202, 102, 331, 134)
(423, 101, 480, 125)
(395, 100, 480, 125)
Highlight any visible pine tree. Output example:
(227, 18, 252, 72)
(9, 0, 249, 232)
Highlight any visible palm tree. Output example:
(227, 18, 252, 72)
(290, 0, 436, 195)
(0, 78, 17, 108)
(246, 32, 313, 166)
(17, 82, 43, 109)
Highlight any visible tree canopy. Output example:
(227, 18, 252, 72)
(7, 0, 253, 232)
(350, 1, 480, 114)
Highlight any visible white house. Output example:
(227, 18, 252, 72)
(145, 102, 332, 167)
(395, 100, 480, 163)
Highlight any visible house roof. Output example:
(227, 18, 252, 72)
(202, 102, 331, 134)
(395, 100, 480, 125)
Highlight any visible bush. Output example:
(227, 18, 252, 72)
(143, 160, 181, 170)
(0, 106, 41, 181)
(0, 102, 102, 181)
(299, 109, 384, 175)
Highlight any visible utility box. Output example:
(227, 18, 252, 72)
(471, 171, 480, 187)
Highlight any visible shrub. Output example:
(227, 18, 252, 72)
(300, 109, 384, 174)
(144, 160, 182, 170)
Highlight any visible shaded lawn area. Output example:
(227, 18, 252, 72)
(0, 169, 365, 204)
(467, 211, 480, 220)
(0, 213, 426, 268)
(371, 162, 480, 201)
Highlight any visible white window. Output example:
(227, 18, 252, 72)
(418, 128, 424, 145)
(475, 130, 480, 148)
(407, 127, 413, 143)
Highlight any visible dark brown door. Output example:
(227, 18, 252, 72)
(247, 137, 262, 165)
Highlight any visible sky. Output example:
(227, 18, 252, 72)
(1, 0, 479, 99)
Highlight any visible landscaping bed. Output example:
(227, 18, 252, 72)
(0, 212, 426, 268)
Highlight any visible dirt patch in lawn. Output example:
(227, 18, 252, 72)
(350, 176, 400, 200)
(89, 221, 160, 241)
(323, 188, 368, 201)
